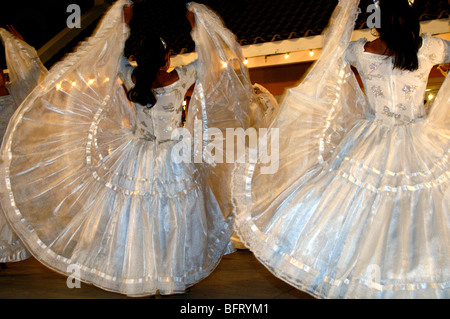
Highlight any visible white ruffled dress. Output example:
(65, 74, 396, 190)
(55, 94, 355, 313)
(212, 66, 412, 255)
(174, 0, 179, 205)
(232, 0, 450, 299)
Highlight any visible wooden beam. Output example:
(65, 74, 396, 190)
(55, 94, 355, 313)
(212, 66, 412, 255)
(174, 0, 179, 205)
(171, 19, 449, 68)
(37, 4, 109, 65)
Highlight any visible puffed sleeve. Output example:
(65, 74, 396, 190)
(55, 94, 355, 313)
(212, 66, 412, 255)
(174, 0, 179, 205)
(345, 38, 365, 68)
(423, 35, 450, 65)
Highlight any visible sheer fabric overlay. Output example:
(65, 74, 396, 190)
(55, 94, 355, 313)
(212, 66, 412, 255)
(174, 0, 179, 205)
(232, 0, 449, 298)
(0, 0, 240, 296)
(186, 2, 278, 220)
(0, 28, 48, 106)
(0, 28, 47, 262)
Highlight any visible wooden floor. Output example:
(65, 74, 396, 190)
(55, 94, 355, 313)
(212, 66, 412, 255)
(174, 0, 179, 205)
(1, 251, 435, 318)
(0, 250, 314, 300)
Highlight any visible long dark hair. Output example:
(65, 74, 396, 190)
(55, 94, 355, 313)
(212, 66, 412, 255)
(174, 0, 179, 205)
(127, 34, 168, 107)
(376, 0, 422, 71)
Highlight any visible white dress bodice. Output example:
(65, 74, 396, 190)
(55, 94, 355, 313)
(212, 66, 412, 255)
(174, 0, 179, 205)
(119, 57, 196, 141)
(346, 34, 450, 126)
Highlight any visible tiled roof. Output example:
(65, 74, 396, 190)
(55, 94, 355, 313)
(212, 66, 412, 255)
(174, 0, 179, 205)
(0, 0, 96, 69)
(125, 0, 449, 57)
(1, 0, 448, 69)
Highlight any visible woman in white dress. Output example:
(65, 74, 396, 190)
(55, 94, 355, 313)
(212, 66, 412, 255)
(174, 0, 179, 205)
(232, 0, 449, 298)
(0, 0, 263, 296)
(0, 26, 47, 263)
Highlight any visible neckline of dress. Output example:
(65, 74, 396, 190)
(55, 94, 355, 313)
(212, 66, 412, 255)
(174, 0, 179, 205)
(152, 67, 181, 93)
(361, 35, 427, 59)
(361, 39, 393, 59)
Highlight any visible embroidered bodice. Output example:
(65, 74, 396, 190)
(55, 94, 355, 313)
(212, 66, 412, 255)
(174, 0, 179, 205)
(346, 34, 450, 126)
(119, 57, 196, 141)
